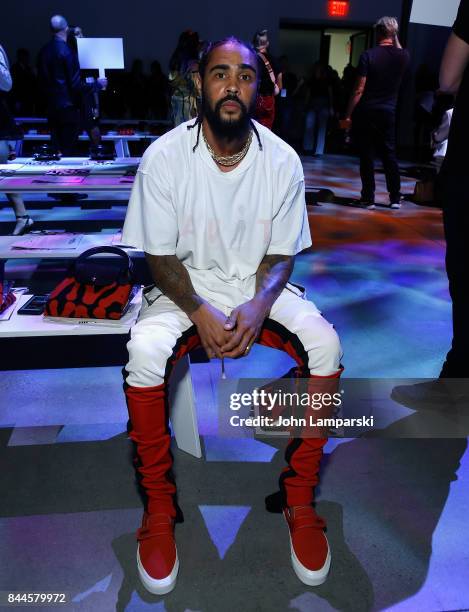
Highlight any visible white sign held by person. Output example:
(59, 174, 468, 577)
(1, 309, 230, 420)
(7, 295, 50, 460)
(76, 38, 124, 79)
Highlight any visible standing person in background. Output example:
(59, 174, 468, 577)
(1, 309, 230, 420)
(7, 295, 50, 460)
(0, 42, 33, 236)
(344, 16, 409, 210)
(392, 0, 469, 408)
(413, 64, 439, 161)
(66, 26, 103, 147)
(437, 0, 469, 379)
(341, 63, 357, 108)
(168, 30, 200, 126)
(148, 60, 169, 120)
(10, 48, 37, 116)
(303, 61, 333, 157)
(37, 15, 106, 155)
(253, 29, 282, 130)
(37, 15, 82, 156)
(126, 59, 148, 119)
(276, 55, 302, 144)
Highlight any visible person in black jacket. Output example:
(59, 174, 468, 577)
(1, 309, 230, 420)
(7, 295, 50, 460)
(66, 26, 104, 147)
(37, 15, 106, 156)
(390, 0, 469, 409)
(436, 0, 469, 378)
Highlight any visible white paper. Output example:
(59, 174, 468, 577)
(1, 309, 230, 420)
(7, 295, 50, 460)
(11, 234, 84, 250)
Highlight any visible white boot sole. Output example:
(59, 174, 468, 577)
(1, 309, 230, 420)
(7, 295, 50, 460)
(285, 517, 331, 586)
(137, 543, 179, 595)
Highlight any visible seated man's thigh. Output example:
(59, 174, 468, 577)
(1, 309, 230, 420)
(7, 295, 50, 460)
(126, 296, 192, 387)
(269, 288, 342, 375)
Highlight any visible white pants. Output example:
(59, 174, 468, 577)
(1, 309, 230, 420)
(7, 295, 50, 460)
(125, 286, 342, 388)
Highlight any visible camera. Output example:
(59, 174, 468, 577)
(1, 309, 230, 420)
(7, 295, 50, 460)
(68, 25, 83, 38)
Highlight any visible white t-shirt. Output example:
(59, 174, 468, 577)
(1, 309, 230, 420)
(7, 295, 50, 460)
(122, 119, 312, 307)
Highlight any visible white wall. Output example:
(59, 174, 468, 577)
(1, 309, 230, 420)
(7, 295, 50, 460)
(326, 29, 360, 76)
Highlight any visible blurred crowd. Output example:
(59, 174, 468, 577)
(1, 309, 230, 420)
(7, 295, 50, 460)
(0, 28, 373, 156)
(2, 23, 457, 162)
(7, 47, 171, 121)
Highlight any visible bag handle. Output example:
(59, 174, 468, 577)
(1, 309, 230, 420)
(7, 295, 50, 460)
(75, 246, 133, 274)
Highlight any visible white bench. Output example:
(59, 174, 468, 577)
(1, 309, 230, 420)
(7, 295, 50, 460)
(0, 237, 202, 458)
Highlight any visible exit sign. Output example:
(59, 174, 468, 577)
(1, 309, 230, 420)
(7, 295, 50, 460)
(328, 1, 349, 17)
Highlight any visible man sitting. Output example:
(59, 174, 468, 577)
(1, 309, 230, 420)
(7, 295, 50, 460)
(122, 36, 343, 595)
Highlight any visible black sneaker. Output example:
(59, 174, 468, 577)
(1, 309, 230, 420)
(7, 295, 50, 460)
(391, 380, 469, 411)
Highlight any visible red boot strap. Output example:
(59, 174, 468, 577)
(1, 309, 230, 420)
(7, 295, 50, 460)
(137, 514, 174, 541)
(291, 516, 326, 532)
(137, 523, 174, 541)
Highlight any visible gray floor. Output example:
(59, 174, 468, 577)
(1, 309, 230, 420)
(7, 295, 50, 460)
(1, 155, 468, 611)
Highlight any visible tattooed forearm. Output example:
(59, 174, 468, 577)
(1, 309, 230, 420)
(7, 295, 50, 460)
(145, 254, 204, 315)
(255, 254, 294, 312)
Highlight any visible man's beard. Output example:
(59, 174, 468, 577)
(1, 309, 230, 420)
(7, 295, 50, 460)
(202, 93, 255, 140)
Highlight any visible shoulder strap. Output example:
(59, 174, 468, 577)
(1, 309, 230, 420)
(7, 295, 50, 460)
(258, 52, 277, 87)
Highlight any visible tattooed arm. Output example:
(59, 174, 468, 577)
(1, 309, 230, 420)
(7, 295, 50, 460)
(146, 254, 202, 316)
(255, 254, 294, 313)
(145, 253, 232, 358)
(220, 254, 294, 358)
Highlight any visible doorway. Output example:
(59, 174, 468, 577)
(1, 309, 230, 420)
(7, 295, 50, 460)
(278, 23, 373, 78)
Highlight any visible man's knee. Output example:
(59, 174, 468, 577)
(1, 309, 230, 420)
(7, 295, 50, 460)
(307, 322, 342, 375)
(126, 331, 169, 387)
(319, 325, 342, 362)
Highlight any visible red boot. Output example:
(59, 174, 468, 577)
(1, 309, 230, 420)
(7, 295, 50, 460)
(125, 383, 179, 594)
(280, 370, 342, 585)
(137, 512, 179, 594)
(284, 505, 330, 586)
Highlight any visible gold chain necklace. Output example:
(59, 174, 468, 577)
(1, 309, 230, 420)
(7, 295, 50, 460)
(202, 129, 253, 167)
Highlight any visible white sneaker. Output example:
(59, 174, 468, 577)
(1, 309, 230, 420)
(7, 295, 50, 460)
(284, 506, 331, 586)
(390, 202, 401, 209)
(356, 199, 375, 210)
(136, 513, 179, 595)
